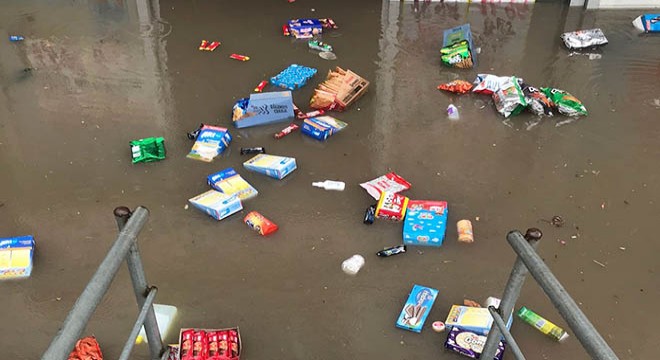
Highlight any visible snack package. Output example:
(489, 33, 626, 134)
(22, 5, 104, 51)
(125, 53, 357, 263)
(437, 80, 473, 94)
(187, 126, 232, 162)
(521, 83, 554, 116)
(301, 116, 348, 141)
(188, 190, 243, 221)
(244, 211, 279, 236)
(270, 64, 318, 90)
(445, 305, 512, 335)
(472, 74, 507, 95)
(445, 327, 506, 360)
(287, 18, 323, 39)
(207, 168, 258, 201)
(375, 191, 409, 221)
(360, 172, 411, 200)
(179, 330, 195, 360)
(395, 284, 439, 333)
(232, 91, 294, 128)
(632, 14, 660, 33)
(309, 67, 369, 111)
(541, 87, 588, 117)
(229, 329, 240, 357)
(67, 336, 104, 360)
(243, 154, 297, 180)
(561, 28, 608, 49)
(130, 137, 166, 164)
(167, 344, 179, 360)
(492, 76, 527, 118)
(441, 40, 473, 69)
(0, 235, 35, 280)
(403, 200, 448, 247)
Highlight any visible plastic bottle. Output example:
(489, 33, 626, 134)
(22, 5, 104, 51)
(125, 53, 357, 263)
(341, 255, 364, 275)
(312, 180, 345, 191)
(517, 306, 569, 342)
(447, 104, 460, 120)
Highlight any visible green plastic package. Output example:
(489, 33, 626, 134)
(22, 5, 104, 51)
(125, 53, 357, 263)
(441, 40, 473, 69)
(541, 88, 588, 117)
(130, 137, 166, 164)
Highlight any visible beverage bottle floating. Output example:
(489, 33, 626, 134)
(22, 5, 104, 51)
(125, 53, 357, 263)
(312, 180, 345, 191)
(517, 306, 569, 342)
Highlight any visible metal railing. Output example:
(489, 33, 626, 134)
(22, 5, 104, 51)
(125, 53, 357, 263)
(41, 206, 168, 360)
(481, 228, 619, 360)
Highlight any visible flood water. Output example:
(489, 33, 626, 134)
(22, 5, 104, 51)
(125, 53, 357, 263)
(1, 0, 659, 359)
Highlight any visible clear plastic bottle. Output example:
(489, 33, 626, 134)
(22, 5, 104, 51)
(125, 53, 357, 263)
(447, 104, 460, 120)
(312, 180, 345, 191)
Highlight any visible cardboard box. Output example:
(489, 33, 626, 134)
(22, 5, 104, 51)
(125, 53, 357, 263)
(187, 126, 233, 162)
(310, 67, 369, 111)
(287, 18, 323, 39)
(445, 305, 512, 336)
(396, 284, 438, 333)
(207, 168, 258, 201)
(232, 91, 294, 129)
(445, 327, 505, 360)
(375, 191, 409, 221)
(0, 235, 35, 280)
(179, 327, 241, 360)
(402, 200, 448, 247)
(301, 116, 348, 141)
(441, 23, 476, 69)
(189, 190, 243, 221)
(243, 154, 297, 180)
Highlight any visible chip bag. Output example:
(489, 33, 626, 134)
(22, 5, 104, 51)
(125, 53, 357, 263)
(441, 40, 473, 69)
(521, 83, 554, 116)
(541, 87, 588, 117)
(492, 76, 527, 118)
(360, 172, 411, 200)
(68, 336, 103, 360)
(437, 80, 473, 94)
(130, 137, 166, 164)
(472, 74, 508, 95)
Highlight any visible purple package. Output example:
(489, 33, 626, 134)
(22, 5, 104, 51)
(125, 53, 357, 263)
(444, 327, 505, 360)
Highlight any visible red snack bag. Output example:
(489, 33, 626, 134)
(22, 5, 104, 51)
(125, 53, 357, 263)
(67, 336, 103, 360)
(282, 24, 290, 36)
(375, 191, 410, 221)
(207, 41, 221, 51)
(360, 172, 412, 200)
(437, 80, 473, 94)
(217, 331, 230, 358)
(198, 40, 209, 51)
(180, 330, 195, 360)
(229, 53, 250, 61)
(297, 109, 325, 120)
(229, 330, 240, 358)
(207, 331, 220, 359)
(244, 211, 279, 236)
(274, 123, 300, 139)
(254, 80, 268, 93)
(191, 331, 208, 360)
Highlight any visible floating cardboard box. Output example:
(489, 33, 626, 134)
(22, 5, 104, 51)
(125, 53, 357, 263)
(232, 91, 294, 129)
(395, 284, 438, 333)
(0, 235, 35, 280)
(187, 126, 232, 162)
(301, 116, 348, 141)
(403, 200, 448, 247)
(243, 154, 297, 180)
(207, 168, 258, 201)
(189, 190, 242, 221)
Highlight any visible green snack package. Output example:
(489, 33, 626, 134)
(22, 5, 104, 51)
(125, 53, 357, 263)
(541, 88, 588, 117)
(441, 41, 472, 68)
(130, 137, 166, 164)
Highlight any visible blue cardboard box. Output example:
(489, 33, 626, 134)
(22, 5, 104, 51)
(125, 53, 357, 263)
(0, 235, 35, 280)
(187, 125, 232, 162)
(403, 200, 448, 247)
(232, 91, 294, 129)
(188, 190, 243, 221)
(287, 18, 323, 39)
(207, 168, 258, 201)
(396, 284, 439, 333)
(301, 116, 348, 141)
(243, 154, 297, 180)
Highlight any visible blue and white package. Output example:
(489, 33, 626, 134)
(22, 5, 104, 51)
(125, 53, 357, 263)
(0, 235, 35, 280)
(301, 116, 348, 141)
(232, 91, 294, 128)
(270, 64, 317, 90)
(188, 190, 243, 221)
(633, 14, 660, 33)
(243, 154, 297, 180)
(395, 284, 439, 333)
(403, 200, 448, 247)
(287, 18, 323, 39)
(207, 168, 258, 201)
(186, 125, 232, 162)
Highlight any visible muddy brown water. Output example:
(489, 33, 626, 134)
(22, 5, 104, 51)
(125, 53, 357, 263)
(1, 0, 659, 359)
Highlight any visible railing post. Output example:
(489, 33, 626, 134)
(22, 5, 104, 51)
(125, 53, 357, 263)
(114, 206, 164, 360)
(482, 228, 542, 360)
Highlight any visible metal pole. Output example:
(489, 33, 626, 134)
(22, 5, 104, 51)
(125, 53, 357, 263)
(487, 306, 527, 360)
(119, 287, 158, 360)
(482, 228, 542, 359)
(115, 206, 164, 359)
(41, 207, 150, 360)
(509, 232, 619, 360)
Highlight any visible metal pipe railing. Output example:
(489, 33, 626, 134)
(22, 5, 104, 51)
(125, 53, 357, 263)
(119, 286, 158, 360)
(41, 206, 164, 360)
(487, 306, 526, 360)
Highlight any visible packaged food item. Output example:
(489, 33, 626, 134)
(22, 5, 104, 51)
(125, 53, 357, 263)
(270, 64, 318, 90)
(229, 54, 250, 61)
(166, 344, 179, 360)
(243, 154, 297, 180)
(310, 67, 369, 111)
(517, 306, 569, 342)
(198, 40, 209, 51)
(492, 76, 527, 118)
(341, 254, 365, 275)
(444, 327, 506, 360)
(441, 24, 476, 69)
(521, 83, 554, 116)
(287, 18, 323, 39)
(282, 24, 290, 36)
(207, 168, 258, 201)
(541, 87, 588, 117)
(396, 284, 439, 333)
(632, 14, 660, 33)
(403, 200, 448, 247)
(206, 41, 220, 51)
(274, 123, 300, 139)
(67, 336, 104, 360)
(188, 190, 243, 221)
(207, 332, 220, 359)
(437, 80, 473, 94)
(0, 235, 35, 280)
(560, 28, 608, 49)
(130, 137, 166, 164)
(472, 74, 507, 95)
(363, 205, 376, 224)
(180, 328, 241, 360)
(240, 147, 265, 155)
(432, 321, 446, 333)
(360, 172, 411, 200)
(179, 330, 195, 360)
(297, 109, 325, 119)
(301, 116, 348, 141)
(308, 40, 333, 52)
(244, 211, 279, 236)
(187, 126, 232, 162)
(254, 80, 268, 93)
(377, 244, 406, 257)
(9, 35, 25, 42)
(318, 18, 338, 29)
(375, 191, 409, 221)
(232, 91, 294, 128)
(457, 220, 474, 243)
(445, 305, 512, 336)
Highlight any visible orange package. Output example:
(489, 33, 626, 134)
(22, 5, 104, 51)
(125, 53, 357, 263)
(244, 211, 278, 236)
(68, 336, 103, 360)
(437, 80, 473, 94)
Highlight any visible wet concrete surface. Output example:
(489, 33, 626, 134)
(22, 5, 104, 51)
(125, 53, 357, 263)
(1, 0, 659, 359)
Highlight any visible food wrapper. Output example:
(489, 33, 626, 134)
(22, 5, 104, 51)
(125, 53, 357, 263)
(270, 64, 317, 90)
(301, 116, 348, 141)
(492, 76, 527, 118)
(445, 327, 505, 360)
(130, 137, 166, 164)
(403, 200, 448, 247)
(560, 28, 608, 50)
(632, 14, 660, 33)
(207, 168, 258, 201)
(437, 80, 473, 94)
(187, 126, 232, 162)
(395, 284, 439, 333)
(67, 336, 104, 360)
(360, 172, 411, 200)
(472, 74, 509, 95)
(375, 191, 409, 221)
(542, 87, 588, 117)
(441, 40, 473, 69)
(522, 83, 554, 116)
(310, 67, 369, 111)
(244, 211, 278, 236)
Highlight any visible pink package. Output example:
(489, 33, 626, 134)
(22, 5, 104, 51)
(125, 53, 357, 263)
(360, 172, 411, 200)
